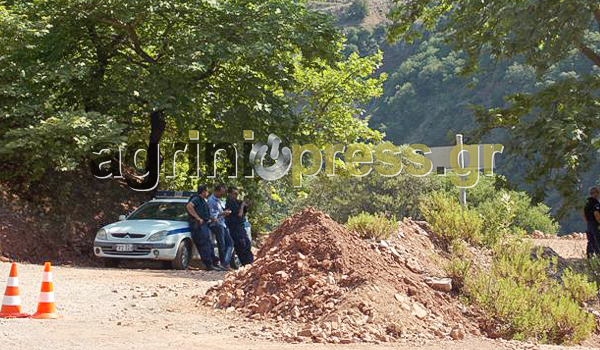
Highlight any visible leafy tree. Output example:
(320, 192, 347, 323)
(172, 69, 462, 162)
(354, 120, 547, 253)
(387, 0, 600, 215)
(289, 51, 386, 145)
(0, 0, 342, 184)
(159, 50, 388, 232)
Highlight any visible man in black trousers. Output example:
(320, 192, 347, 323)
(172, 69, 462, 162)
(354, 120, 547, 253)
(584, 186, 600, 258)
(186, 184, 220, 270)
(225, 186, 254, 266)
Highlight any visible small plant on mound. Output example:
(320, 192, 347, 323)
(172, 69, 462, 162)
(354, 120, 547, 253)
(346, 212, 398, 240)
(443, 240, 474, 291)
(419, 192, 482, 247)
(465, 240, 596, 344)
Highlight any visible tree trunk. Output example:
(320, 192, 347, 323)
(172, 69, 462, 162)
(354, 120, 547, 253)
(129, 110, 165, 191)
(145, 109, 165, 176)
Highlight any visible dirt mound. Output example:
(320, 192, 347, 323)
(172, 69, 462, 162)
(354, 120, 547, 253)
(0, 171, 148, 264)
(204, 208, 480, 343)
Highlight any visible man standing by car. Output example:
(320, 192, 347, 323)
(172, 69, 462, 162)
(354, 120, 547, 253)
(208, 184, 234, 270)
(226, 187, 254, 266)
(186, 184, 218, 270)
(584, 186, 600, 258)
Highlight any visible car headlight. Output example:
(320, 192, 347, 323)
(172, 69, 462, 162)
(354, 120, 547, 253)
(95, 229, 108, 241)
(148, 230, 168, 242)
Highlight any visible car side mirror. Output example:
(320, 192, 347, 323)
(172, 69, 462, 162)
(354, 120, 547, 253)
(119, 215, 127, 221)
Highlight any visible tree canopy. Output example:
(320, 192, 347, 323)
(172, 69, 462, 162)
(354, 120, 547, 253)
(387, 0, 600, 214)
(0, 0, 384, 186)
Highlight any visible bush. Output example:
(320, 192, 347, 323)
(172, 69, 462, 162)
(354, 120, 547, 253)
(512, 192, 559, 235)
(443, 240, 474, 291)
(562, 269, 597, 305)
(586, 255, 600, 286)
(466, 240, 596, 344)
(419, 192, 483, 247)
(297, 166, 444, 224)
(475, 192, 517, 247)
(442, 176, 560, 235)
(347, 0, 369, 21)
(346, 212, 398, 240)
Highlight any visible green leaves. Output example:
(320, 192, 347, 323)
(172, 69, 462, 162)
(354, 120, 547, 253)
(0, 111, 126, 180)
(290, 50, 386, 145)
(0, 0, 363, 183)
(386, 0, 600, 214)
(466, 241, 596, 344)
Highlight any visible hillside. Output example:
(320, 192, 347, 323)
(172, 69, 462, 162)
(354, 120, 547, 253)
(321, 0, 599, 232)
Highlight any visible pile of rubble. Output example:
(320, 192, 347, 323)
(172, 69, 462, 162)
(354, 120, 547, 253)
(204, 208, 480, 343)
(532, 230, 586, 240)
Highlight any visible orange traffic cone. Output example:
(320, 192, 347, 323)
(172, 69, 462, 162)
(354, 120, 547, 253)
(31, 262, 60, 319)
(0, 263, 29, 318)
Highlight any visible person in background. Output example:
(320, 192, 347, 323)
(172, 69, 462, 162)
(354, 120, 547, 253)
(186, 184, 219, 270)
(207, 184, 234, 270)
(584, 186, 600, 258)
(225, 186, 254, 266)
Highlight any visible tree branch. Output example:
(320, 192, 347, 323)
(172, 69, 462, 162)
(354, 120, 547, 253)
(579, 44, 600, 69)
(156, 16, 174, 61)
(594, 8, 600, 32)
(194, 61, 219, 82)
(100, 17, 157, 65)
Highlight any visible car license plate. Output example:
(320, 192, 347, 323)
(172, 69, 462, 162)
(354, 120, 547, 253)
(116, 244, 134, 252)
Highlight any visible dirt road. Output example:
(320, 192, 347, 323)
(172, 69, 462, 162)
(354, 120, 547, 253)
(0, 261, 596, 350)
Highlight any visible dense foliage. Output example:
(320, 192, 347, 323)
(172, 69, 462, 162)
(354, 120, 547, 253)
(418, 190, 596, 344)
(385, 0, 600, 219)
(342, 23, 595, 231)
(347, 0, 369, 21)
(467, 242, 596, 344)
(0, 1, 387, 186)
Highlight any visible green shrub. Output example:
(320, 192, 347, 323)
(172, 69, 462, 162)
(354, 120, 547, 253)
(512, 192, 559, 235)
(346, 212, 398, 240)
(562, 269, 597, 305)
(419, 192, 483, 247)
(586, 255, 600, 286)
(442, 176, 560, 235)
(297, 166, 444, 224)
(475, 192, 516, 247)
(347, 0, 369, 21)
(444, 256, 472, 291)
(443, 240, 474, 291)
(466, 240, 595, 344)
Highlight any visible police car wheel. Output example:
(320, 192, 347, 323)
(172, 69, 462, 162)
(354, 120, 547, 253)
(171, 240, 191, 270)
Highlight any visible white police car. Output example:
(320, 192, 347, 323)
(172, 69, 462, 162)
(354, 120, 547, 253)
(93, 191, 250, 270)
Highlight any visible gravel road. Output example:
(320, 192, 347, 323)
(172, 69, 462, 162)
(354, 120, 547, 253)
(0, 260, 597, 350)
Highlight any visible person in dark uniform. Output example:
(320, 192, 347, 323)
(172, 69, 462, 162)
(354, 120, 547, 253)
(584, 186, 600, 258)
(225, 187, 254, 266)
(186, 184, 219, 270)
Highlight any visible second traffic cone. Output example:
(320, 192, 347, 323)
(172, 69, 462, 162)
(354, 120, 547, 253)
(0, 263, 29, 318)
(32, 262, 60, 319)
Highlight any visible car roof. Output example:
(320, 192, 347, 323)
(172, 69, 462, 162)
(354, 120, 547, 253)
(149, 198, 189, 203)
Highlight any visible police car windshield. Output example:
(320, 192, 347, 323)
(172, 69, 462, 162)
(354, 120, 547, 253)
(128, 202, 188, 221)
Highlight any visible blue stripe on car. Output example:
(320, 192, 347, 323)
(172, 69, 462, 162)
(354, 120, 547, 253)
(167, 227, 191, 235)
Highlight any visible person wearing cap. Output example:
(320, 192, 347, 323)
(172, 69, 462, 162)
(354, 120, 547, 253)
(225, 186, 254, 266)
(584, 186, 600, 258)
(186, 184, 219, 270)
(207, 184, 234, 270)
